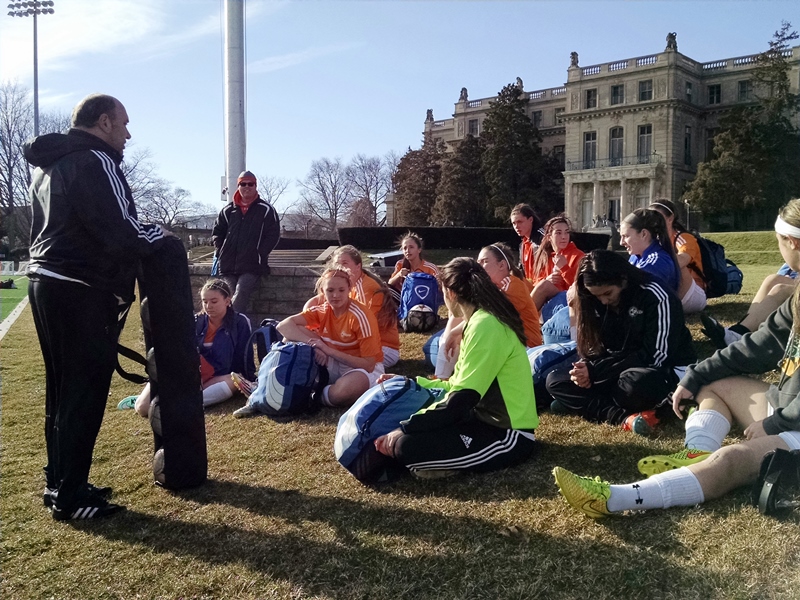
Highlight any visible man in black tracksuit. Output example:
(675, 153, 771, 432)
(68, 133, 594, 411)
(24, 94, 168, 520)
(211, 170, 280, 315)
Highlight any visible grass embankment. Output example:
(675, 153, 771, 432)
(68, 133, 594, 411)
(2, 244, 799, 599)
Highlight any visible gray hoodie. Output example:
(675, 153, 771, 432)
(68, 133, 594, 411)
(680, 296, 800, 435)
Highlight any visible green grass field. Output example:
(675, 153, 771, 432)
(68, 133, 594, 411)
(0, 276, 28, 321)
(2, 239, 799, 600)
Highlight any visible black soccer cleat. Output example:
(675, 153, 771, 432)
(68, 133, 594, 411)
(43, 483, 113, 508)
(51, 494, 125, 521)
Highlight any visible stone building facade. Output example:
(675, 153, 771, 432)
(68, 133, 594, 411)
(422, 35, 800, 230)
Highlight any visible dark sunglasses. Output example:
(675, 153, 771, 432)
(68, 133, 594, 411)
(239, 182, 256, 187)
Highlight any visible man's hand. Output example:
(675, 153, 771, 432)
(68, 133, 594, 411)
(671, 385, 694, 419)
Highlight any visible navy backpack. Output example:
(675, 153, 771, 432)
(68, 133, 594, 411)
(243, 318, 281, 380)
(690, 233, 743, 298)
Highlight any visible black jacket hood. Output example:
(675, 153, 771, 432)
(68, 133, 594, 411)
(24, 128, 122, 169)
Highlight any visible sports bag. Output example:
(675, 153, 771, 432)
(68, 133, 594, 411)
(752, 448, 800, 516)
(398, 272, 441, 333)
(690, 233, 743, 298)
(243, 318, 280, 380)
(334, 376, 442, 482)
(246, 341, 327, 417)
(527, 341, 577, 386)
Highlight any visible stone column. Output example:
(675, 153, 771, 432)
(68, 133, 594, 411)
(619, 178, 628, 217)
(592, 180, 603, 223)
(649, 177, 657, 203)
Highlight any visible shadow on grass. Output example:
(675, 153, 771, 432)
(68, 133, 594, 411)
(71, 478, 747, 599)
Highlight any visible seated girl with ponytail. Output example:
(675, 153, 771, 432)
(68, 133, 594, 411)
(374, 257, 539, 479)
(279, 267, 384, 408)
(620, 208, 681, 293)
(124, 278, 252, 416)
(305, 245, 401, 368)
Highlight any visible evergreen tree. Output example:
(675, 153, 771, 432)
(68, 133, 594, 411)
(392, 137, 444, 226)
(684, 22, 800, 227)
(431, 134, 489, 226)
(480, 81, 563, 223)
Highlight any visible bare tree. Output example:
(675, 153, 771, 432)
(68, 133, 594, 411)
(344, 154, 391, 226)
(298, 157, 354, 233)
(256, 174, 290, 206)
(0, 81, 71, 246)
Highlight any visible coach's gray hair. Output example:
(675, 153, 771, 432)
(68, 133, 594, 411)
(71, 94, 118, 128)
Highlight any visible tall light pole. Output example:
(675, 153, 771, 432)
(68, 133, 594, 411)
(7, 1, 55, 137)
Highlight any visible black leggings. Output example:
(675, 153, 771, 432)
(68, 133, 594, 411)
(394, 418, 538, 474)
(545, 363, 678, 425)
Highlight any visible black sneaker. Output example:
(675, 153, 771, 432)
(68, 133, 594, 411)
(51, 494, 125, 521)
(44, 483, 113, 509)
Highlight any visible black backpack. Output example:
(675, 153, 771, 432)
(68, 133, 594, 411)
(243, 318, 281, 380)
(689, 232, 743, 299)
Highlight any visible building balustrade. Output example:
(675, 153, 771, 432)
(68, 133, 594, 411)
(552, 86, 567, 96)
(635, 55, 658, 66)
(565, 153, 662, 171)
(582, 65, 601, 76)
(467, 100, 482, 108)
(528, 90, 545, 100)
(608, 60, 629, 72)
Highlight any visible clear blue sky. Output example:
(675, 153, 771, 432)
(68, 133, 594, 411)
(1, 0, 797, 214)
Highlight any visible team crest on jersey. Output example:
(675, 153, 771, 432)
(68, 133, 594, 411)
(780, 332, 800, 377)
(628, 306, 643, 317)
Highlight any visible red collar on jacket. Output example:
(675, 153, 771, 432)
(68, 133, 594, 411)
(233, 189, 259, 215)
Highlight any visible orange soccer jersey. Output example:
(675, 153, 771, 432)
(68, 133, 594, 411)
(391, 260, 439, 279)
(499, 275, 542, 347)
(301, 299, 383, 363)
(351, 274, 401, 350)
(532, 241, 584, 291)
(520, 237, 537, 281)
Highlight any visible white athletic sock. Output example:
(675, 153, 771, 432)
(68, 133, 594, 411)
(320, 385, 335, 407)
(723, 328, 743, 346)
(684, 409, 730, 452)
(607, 468, 704, 512)
(202, 381, 233, 407)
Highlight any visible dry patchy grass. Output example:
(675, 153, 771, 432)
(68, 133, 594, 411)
(2, 264, 800, 600)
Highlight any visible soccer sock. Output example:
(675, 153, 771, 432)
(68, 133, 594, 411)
(684, 409, 730, 452)
(606, 468, 704, 512)
(320, 385, 335, 407)
(723, 328, 743, 345)
(202, 381, 233, 407)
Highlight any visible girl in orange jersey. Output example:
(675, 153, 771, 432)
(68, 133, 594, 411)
(305, 245, 401, 367)
(530, 215, 584, 311)
(435, 243, 543, 379)
(388, 232, 439, 292)
(278, 268, 384, 408)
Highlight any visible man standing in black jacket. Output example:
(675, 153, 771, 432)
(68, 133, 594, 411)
(24, 94, 169, 520)
(212, 170, 280, 315)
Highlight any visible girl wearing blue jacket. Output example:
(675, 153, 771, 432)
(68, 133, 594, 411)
(620, 208, 681, 293)
(125, 279, 251, 415)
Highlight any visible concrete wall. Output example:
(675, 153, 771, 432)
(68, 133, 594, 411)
(188, 265, 395, 325)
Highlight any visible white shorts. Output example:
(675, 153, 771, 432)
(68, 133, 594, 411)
(326, 356, 385, 388)
(382, 346, 400, 368)
(681, 279, 707, 314)
(766, 402, 800, 450)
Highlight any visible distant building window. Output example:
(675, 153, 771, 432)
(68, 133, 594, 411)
(532, 110, 542, 128)
(609, 127, 624, 166)
(738, 80, 752, 101)
(586, 89, 598, 109)
(584, 131, 597, 168)
(685, 81, 693, 103)
(708, 84, 721, 105)
(706, 127, 720, 159)
(553, 145, 565, 169)
(684, 126, 692, 166)
(468, 119, 479, 136)
(555, 107, 565, 124)
(639, 80, 653, 101)
(611, 84, 624, 105)
(637, 124, 652, 162)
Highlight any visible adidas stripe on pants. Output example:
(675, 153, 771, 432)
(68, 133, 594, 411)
(395, 418, 537, 474)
